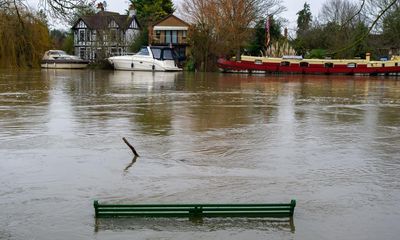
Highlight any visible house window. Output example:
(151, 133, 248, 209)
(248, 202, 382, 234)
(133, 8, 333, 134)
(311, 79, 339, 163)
(181, 31, 187, 43)
(79, 47, 85, 59)
(86, 48, 91, 60)
(172, 30, 178, 44)
(165, 30, 178, 44)
(86, 30, 91, 41)
(155, 30, 161, 40)
(324, 62, 333, 68)
(79, 30, 85, 42)
(111, 48, 117, 56)
(110, 29, 117, 42)
(165, 30, 171, 44)
(92, 31, 96, 41)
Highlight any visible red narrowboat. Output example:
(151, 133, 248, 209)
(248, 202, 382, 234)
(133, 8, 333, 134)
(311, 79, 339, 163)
(217, 54, 400, 75)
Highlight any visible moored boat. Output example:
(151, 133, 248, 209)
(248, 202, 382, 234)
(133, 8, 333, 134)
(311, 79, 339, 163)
(41, 50, 89, 69)
(217, 53, 400, 75)
(108, 46, 182, 71)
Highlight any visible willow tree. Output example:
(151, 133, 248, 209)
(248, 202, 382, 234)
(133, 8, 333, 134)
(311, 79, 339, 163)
(0, 0, 97, 68)
(0, 6, 51, 68)
(181, 0, 285, 71)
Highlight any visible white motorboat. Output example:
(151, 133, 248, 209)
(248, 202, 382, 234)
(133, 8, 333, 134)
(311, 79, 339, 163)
(108, 46, 182, 71)
(41, 50, 89, 69)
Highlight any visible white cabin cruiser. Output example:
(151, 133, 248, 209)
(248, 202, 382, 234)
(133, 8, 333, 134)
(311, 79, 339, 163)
(108, 46, 182, 71)
(41, 50, 89, 69)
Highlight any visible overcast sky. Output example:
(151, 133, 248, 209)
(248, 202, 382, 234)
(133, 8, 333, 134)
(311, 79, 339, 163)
(32, 0, 325, 30)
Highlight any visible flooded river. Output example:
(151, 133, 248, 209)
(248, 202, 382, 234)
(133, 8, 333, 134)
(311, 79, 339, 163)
(1, 69, 400, 239)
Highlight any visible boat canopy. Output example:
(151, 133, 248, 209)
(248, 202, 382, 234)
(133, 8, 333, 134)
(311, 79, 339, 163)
(282, 55, 303, 60)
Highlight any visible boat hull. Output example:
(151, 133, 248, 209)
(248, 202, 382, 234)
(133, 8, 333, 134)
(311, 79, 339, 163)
(217, 58, 400, 75)
(41, 60, 89, 69)
(109, 57, 182, 72)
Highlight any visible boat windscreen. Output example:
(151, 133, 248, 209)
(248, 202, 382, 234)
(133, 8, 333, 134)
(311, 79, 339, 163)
(49, 50, 66, 55)
(151, 48, 162, 60)
(136, 47, 150, 56)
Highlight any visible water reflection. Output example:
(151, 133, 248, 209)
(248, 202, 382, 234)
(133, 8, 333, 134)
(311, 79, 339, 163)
(94, 217, 295, 233)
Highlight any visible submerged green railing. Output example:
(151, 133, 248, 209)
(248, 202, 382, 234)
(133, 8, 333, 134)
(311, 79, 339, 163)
(94, 199, 296, 218)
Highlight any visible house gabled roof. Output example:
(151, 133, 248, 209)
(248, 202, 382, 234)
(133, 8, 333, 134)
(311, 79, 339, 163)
(72, 11, 141, 30)
(151, 14, 190, 27)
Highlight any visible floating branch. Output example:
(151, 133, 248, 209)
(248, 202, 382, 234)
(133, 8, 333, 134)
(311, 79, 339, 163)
(122, 137, 139, 157)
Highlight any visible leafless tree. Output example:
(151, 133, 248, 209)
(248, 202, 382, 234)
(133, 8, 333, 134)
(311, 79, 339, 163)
(0, 0, 97, 23)
(319, 0, 359, 26)
(318, 0, 399, 55)
(181, 0, 285, 62)
(37, 0, 96, 19)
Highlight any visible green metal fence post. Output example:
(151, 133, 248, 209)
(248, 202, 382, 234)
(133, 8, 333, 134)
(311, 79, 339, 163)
(189, 206, 203, 217)
(290, 199, 296, 216)
(94, 200, 99, 217)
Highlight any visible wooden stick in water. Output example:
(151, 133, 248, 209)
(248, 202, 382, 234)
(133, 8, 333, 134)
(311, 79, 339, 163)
(122, 137, 139, 157)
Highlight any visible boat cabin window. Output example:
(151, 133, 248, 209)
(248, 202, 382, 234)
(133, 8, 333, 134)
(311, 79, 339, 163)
(324, 62, 333, 68)
(162, 49, 175, 60)
(280, 61, 290, 66)
(396, 63, 398, 67)
(255, 59, 262, 65)
(382, 63, 385, 67)
(300, 62, 309, 67)
(347, 63, 357, 68)
(151, 48, 162, 60)
(48, 50, 66, 56)
(136, 47, 150, 56)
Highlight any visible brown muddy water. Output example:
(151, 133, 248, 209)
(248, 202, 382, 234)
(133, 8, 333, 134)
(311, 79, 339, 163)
(0, 69, 400, 240)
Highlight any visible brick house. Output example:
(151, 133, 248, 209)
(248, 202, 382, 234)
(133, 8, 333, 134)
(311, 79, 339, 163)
(148, 15, 190, 60)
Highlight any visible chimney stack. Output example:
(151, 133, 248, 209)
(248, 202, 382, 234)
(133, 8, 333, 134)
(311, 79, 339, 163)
(129, 4, 136, 17)
(97, 2, 104, 12)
